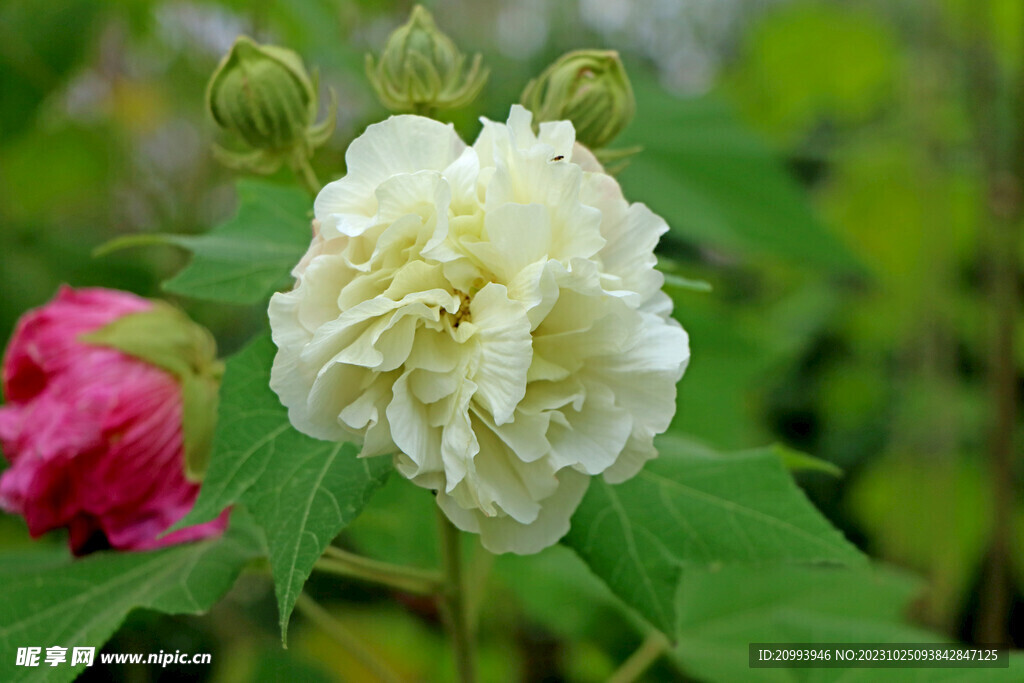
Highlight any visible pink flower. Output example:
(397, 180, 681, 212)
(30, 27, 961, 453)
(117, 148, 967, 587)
(0, 287, 227, 554)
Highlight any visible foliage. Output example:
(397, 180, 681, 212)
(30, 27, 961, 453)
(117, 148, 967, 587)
(0, 0, 1020, 680)
(564, 436, 863, 635)
(177, 333, 392, 640)
(0, 515, 262, 683)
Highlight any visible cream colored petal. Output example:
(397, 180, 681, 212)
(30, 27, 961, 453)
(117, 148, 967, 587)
(443, 147, 483, 215)
(269, 289, 337, 439)
(532, 288, 632, 372)
(469, 203, 551, 283)
(316, 115, 465, 238)
(455, 419, 556, 524)
(305, 361, 372, 442)
(437, 467, 589, 554)
(546, 382, 632, 475)
(473, 406, 551, 464)
(294, 253, 353, 332)
(506, 104, 539, 150)
(601, 433, 658, 484)
(588, 314, 689, 438)
(506, 260, 561, 330)
(439, 380, 479, 490)
(312, 175, 378, 239)
(387, 371, 445, 475)
(538, 120, 576, 159)
(570, 141, 603, 173)
(404, 327, 461, 373)
(408, 367, 460, 404)
(372, 171, 451, 260)
(468, 283, 533, 425)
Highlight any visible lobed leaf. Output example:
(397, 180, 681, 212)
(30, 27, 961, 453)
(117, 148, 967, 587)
(671, 564, 939, 682)
(563, 435, 864, 636)
(0, 517, 261, 683)
(177, 333, 391, 641)
(99, 179, 312, 305)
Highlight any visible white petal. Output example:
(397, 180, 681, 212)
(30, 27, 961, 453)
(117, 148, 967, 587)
(443, 147, 482, 215)
(570, 141, 603, 173)
(545, 382, 631, 475)
(468, 283, 532, 425)
(538, 120, 576, 159)
(588, 314, 690, 437)
(437, 467, 589, 554)
(506, 104, 539, 150)
(316, 116, 464, 238)
(270, 104, 691, 556)
(386, 371, 444, 475)
(469, 203, 551, 283)
(602, 433, 658, 484)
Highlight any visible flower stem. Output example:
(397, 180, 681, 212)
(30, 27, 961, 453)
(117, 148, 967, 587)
(465, 541, 494, 635)
(314, 547, 443, 595)
(607, 632, 670, 683)
(292, 152, 322, 196)
(294, 593, 405, 683)
(412, 102, 436, 118)
(436, 508, 476, 683)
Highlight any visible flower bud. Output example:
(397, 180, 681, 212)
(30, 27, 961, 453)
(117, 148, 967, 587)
(81, 299, 224, 481)
(366, 5, 488, 113)
(206, 36, 336, 173)
(521, 50, 635, 150)
(0, 287, 228, 554)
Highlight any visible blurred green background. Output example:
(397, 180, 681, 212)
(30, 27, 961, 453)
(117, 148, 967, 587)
(0, 0, 1021, 680)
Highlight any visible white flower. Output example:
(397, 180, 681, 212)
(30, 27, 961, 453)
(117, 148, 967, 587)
(269, 105, 689, 554)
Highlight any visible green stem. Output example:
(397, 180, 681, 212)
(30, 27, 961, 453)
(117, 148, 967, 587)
(292, 152, 322, 196)
(465, 541, 494, 636)
(314, 548, 442, 596)
(294, 593, 405, 683)
(436, 508, 476, 683)
(607, 632, 670, 683)
(412, 102, 436, 118)
(965, 12, 1022, 644)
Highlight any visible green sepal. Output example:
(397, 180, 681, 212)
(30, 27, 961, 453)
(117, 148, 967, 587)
(365, 5, 488, 113)
(80, 302, 223, 481)
(180, 372, 221, 480)
(206, 36, 334, 172)
(522, 49, 636, 149)
(211, 144, 286, 175)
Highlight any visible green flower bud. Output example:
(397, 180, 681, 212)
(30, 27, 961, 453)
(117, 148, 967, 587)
(521, 50, 636, 149)
(82, 302, 224, 481)
(366, 5, 488, 114)
(206, 36, 336, 174)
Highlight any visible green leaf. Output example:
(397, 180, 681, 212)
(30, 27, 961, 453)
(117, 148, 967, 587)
(563, 435, 864, 635)
(178, 333, 391, 640)
(670, 564, 942, 682)
(660, 272, 712, 293)
(343, 473, 440, 570)
(251, 438, 390, 642)
(670, 563, 1024, 681)
(98, 179, 311, 305)
(494, 544, 622, 640)
(0, 517, 261, 683)
(619, 76, 860, 271)
(770, 443, 843, 477)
